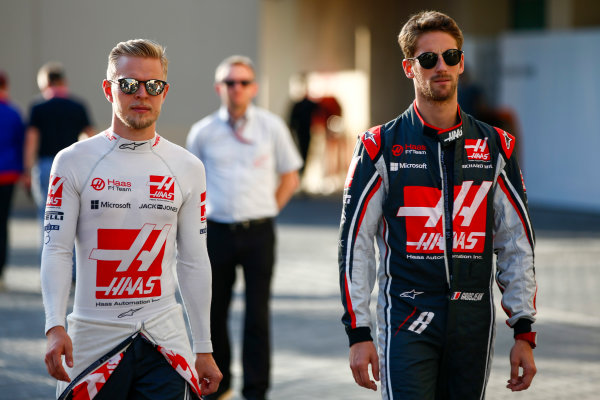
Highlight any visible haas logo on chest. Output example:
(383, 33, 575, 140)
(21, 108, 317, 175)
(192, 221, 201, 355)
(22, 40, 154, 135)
(148, 175, 175, 201)
(397, 181, 492, 253)
(465, 138, 491, 162)
(90, 224, 171, 299)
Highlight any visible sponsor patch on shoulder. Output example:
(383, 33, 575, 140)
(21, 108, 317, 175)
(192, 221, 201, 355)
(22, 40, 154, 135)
(494, 127, 515, 159)
(360, 125, 382, 160)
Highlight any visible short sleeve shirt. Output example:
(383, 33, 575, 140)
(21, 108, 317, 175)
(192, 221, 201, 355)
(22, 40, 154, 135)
(187, 105, 302, 223)
(28, 96, 92, 157)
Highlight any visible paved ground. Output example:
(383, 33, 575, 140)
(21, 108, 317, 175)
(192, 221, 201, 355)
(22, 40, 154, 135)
(0, 195, 599, 399)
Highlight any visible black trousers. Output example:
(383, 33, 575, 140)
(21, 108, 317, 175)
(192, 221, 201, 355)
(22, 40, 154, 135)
(0, 184, 14, 277)
(206, 219, 275, 400)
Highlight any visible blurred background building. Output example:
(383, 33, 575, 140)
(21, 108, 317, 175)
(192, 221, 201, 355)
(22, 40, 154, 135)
(2, 0, 599, 212)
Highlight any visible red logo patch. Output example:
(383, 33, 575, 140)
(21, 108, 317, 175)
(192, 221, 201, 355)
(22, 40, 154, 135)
(200, 191, 207, 222)
(465, 139, 490, 161)
(494, 127, 515, 159)
(90, 224, 171, 299)
(105, 131, 117, 141)
(91, 178, 106, 191)
(392, 145, 404, 157)
(148, 175, 175, 201)
(396, 181, 492, 253)
(46, 175, 65, 207)
(361, 125, 382, 160)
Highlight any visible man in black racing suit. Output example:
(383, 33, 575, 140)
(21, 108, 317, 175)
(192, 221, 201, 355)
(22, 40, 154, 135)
(339, 10, 537, 399)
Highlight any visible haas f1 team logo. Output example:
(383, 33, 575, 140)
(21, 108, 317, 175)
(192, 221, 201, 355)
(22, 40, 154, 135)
(46, 175, 66, 207)
(465, 138, 491, 162)
(148, 175, 175, 201)
(397, 181, 492, 253)
(90, 224, 171, 299)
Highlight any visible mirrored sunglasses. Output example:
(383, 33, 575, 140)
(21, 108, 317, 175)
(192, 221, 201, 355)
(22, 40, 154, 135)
(111, 78, 167, 96)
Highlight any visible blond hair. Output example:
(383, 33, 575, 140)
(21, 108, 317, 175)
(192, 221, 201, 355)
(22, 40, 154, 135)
(107, 39, 168, 80)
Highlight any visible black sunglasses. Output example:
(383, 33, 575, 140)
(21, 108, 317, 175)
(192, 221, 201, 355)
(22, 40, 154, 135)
(406, 49, 463, 69)
(110, 78, 167, 96)
(223, 80, 253, 88)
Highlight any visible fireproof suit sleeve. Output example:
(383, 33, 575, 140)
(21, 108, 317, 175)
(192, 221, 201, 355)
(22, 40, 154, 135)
(492, 129, 537, 328)
(174, 155, 213, 354)
(41, 147, 80, 333)
(339, 130, 387, 345)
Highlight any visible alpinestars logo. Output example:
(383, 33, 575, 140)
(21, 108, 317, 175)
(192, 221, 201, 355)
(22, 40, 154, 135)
(397, 181, 492, 253)
(503, 131, 513, 149)
(46, 175, 65, 207)
(89, 224, 171, 299)
(119, 142, 146, 150)
(148, 175, 175, 201)
(465, 138, 490, 161)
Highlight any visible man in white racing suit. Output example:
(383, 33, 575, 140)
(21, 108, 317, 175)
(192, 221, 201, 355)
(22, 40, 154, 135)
(41, 39, 222, 399)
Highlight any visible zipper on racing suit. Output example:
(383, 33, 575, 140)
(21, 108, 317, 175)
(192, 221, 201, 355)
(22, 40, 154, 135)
(438, 142, 455, 288)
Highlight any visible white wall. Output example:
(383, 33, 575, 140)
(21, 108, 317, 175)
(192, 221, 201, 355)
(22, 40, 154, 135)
(1, 0, 260, 146)
(499, 29, 600, 212)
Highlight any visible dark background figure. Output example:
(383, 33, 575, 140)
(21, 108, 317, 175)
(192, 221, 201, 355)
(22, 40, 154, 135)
(24, 62, 94, 224)
(0, 71, 25, 291)
(314, 95, 346, 184)
(458, 68, 523, 163)
(288, 75, 319, 177)
(457, 68, 487, 120)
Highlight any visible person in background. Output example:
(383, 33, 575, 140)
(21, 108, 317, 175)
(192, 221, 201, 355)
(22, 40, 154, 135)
(41, 38, 221, 399)
(24, 62, 94, 223)
(339, 10, 537, 399)
(289, 73, 319, 177)
(0, 70, 25, 291)
(186, 55, 302, 400)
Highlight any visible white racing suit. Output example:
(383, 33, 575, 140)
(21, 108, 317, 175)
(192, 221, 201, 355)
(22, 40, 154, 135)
(41, 131, 211, 399)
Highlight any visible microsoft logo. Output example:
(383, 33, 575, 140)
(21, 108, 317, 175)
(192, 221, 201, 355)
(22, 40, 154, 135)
(91, 200, 99, 210)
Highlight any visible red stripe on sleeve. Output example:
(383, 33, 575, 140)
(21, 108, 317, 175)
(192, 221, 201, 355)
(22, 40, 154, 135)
(354, 177, 382, 242)
(344, 275, 357, 329)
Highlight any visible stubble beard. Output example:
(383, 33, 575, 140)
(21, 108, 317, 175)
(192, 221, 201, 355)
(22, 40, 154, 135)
(116, 108, 158, 130)
(418, 75, 458, 103)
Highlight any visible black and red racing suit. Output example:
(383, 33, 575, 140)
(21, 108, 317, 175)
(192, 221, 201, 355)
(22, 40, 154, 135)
(339, 102, 536, 399)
